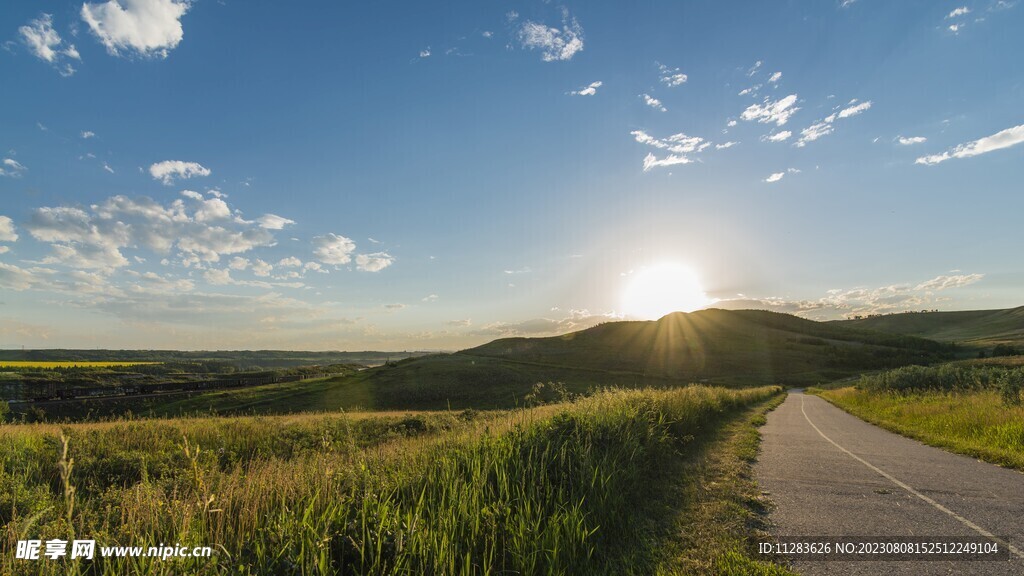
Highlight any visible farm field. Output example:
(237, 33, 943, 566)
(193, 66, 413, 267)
(0, 385, 787, 575)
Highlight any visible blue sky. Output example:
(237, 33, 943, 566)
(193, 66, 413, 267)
(1, 0, 1023, 350)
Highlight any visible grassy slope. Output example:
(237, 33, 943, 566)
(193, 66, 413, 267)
(833, 306, 1024, 348)
(815, 387, 1024, 470)
(2, 386, 787, 575)
(22, 309, 951, 420)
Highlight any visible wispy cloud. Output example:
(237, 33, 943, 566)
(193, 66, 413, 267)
(18, 13, 80, 76)
(641, 94, 666, 112)
(517, 8, 584, 62)
(569, 80, 602, 96)
(947, 6, 971, 18)
(1, 158, 29, 178)
(740, 94, 800, 126)
(716, 272, 984, 320)
(795, 99, 872, 147)
(764, 172, 785, 183)
(916, 124, 1024, 165)
(257, 214, 296, 230)
(768, 71, 782, 84)
(897, 135, 927, 145)
(631, 130, 712, 171)
(763, 130, 792, 142)
(149, 160, 210, 185)
(81, 0, 191, 59)
(657, 63, 687, 87)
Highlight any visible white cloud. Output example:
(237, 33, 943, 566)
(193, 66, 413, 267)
(641, 94, 666, 112)
(570, 80, 602, 96)
(204, 268, 232, 285)
(794, 99, 872, 147)
(0, 216, 18, 242)
(717, 272, 984, 320)
(517, 9, 584, 62)
(1, 158, 28, 178)
(81, 131, 96, 139)
(0, 247, 9, 255)
(228, 256, 249, 271)
(947, 6, 971, 18)
(26, 194, 277, 272)
(251, 259, 273, 277)
(356, 252, 394, 272)
(715, 141, 739, 149)
(737, 85, 761, 97)
(81, 0, 191, 59)
(278, 256, 302, 268)
(103, 162, 115, 173)
(193, 198, 231, 222)
(313, 233, 356, 265)
(642, 153, 690, 171)
(422, 294, 439, 302)
(747, 60, 762, 76)
(657, 63, 687, 87)
(727, 120, 737, 127)
(764, 130, 792, 142)
(149, 160, 210, 185)
(948, 23, 963, 32)
(768, 71, 782, 83)
(419, 47, 431, 58)
(837, 100, 872, 118)
(764, 172, 785, 183)
(796, 121, 834, 147)
(897, 135, 927, 145)
(915, 273, 983, 291)
(0, 262, 40, 291)
(303, 261, 325, 273)
(257, 214, 296, 230)
(740, 94, 800, 126)
(632, 130, 711, 171)
(916, 124, 1024, 165)
(19, 13, 80, 76)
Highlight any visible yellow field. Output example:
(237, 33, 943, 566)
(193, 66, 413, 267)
(0, 361, 161, 368)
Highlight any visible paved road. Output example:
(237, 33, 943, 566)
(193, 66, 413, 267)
(755, 392, 1024, 575)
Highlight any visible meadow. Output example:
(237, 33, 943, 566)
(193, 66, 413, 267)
(816, 364, 1024, 470)
(1, 385, 787, 575)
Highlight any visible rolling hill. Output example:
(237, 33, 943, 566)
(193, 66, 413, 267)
(231, 309, 951, 412)
(29, 309, 955, 419)
(832, 307, 1024, 349)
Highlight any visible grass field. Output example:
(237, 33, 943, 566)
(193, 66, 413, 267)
(0, 362, 162, 369)
(1, 385, 785, 575)
(817, 387, 1024, 470)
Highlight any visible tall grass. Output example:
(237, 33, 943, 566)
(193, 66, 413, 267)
(819, 386, 1024, 470)
(2, 385, 780, 575)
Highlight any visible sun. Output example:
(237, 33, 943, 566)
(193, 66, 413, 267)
(621, 263, 711, 320)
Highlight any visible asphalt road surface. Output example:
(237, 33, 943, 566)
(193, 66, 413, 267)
(755, 392, 1024, 575)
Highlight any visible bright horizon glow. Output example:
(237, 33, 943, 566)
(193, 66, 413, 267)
(621, 263, 712, 320)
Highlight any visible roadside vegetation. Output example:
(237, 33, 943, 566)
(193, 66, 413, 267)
(1, 385, 785, 575)
(816, 364, 1024, 470)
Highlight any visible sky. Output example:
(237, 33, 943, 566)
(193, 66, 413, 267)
(1, 0, 1023, 351)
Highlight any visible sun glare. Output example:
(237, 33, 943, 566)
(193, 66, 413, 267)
(622, 263, 711, 320)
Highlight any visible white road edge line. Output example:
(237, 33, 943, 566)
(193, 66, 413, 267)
(799, 394, 1024, 560)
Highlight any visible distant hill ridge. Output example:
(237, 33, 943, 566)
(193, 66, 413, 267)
(832, 306, 1024, 348)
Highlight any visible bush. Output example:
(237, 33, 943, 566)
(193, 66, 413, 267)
(999, 370, 1024, 406)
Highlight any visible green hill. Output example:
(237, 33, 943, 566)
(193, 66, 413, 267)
(832, 307, 1024, 350)
(236, 309, 949, 412)
(31, 309, 954, 420)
